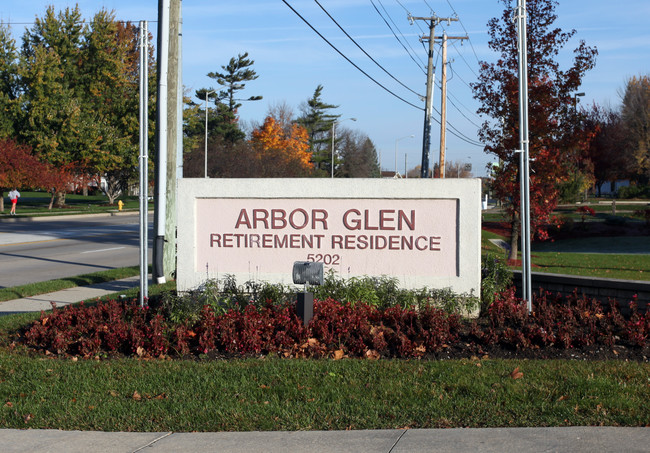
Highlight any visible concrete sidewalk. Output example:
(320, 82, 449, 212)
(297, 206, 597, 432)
(1, 427, 649, 452)
(0, 275, 142, 315)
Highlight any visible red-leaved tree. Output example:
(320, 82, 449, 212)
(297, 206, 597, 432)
(472, 0, 597, 259)
(0, 139, 75, 211)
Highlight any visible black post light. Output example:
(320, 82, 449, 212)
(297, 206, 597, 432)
(292, 261, 324, 326)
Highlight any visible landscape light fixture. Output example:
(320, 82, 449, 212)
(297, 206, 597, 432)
(292, 261, 324, 326)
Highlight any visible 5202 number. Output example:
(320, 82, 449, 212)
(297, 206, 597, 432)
(307, 253, 340, 265)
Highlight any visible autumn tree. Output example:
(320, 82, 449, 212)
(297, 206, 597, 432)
(0, 139, 73, 211)
(18, 6, 153, 205)
(78, 13, 142, 204)
(582, 105, 631, 196)
(18, 5, 85, 174)
(297, 85, 340, 174)
(250, 116, 313, 177)
(621, 75, 650, 181)
(472, 0, 597, 258)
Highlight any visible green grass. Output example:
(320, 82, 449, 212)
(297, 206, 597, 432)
(531, 252, 650, 280)
(0, 349, 648, 431)
(3, 191, 150, 216)
(480, 229, 650, 281)
(0, 266, 143, 302)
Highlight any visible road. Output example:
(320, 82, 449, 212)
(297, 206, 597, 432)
(0, 214, 152, 288)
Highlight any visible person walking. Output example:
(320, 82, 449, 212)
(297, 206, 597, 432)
(8, 188, 20, 216)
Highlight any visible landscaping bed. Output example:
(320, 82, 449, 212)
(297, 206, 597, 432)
(14, 289, 650, 363)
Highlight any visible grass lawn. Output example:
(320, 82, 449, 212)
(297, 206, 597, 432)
(0, 266, 143, 303)
(2, 191, 150, 216)
(0, 338, 648, 431)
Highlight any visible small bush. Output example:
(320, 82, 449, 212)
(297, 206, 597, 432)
(480, 254, 513, 315)
(618, 184, 650, 199)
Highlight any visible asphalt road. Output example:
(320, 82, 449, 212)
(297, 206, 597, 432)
(0, 213, 152, 288)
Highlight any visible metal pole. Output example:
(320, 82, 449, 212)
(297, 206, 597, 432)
(395, 135, 414, 178)
(138, 20, 149, 306)
(331, 122, 336, 178)
(204, 91, 214, 178)
(517, 0, 532, 310)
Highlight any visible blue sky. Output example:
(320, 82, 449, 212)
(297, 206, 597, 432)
(2, 1, 649, 176)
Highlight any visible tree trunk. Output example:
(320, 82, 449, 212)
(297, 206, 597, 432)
(55, 191, 66, 208)
(0, 191, 4, 212)
(48, 192, 55, 210)
(508, 217, 520, 261)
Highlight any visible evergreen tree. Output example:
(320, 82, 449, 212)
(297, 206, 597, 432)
(193, 52, 262, 144)
(338, 130, 380, 178)
(297, 84, 339, 174)
(0, 23, 20, 138)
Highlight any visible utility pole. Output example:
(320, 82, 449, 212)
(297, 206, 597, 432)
(164, 0, 181, 282)
(153, 0, 181, 284)
(153, 0, 169, 284)
(437, 32, 467, 179)
(409, 14, 457, 178)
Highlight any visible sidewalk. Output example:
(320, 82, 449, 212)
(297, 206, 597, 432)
(0, 275, 142, 315)
(1, 426, 649, 452)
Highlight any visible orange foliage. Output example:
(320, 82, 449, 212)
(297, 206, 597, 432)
(250, 116, 312, 176)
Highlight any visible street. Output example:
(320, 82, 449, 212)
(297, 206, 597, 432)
(0, 214, 152, 288)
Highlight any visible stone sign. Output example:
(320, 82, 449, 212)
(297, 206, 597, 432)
(177, 178, 481, 294)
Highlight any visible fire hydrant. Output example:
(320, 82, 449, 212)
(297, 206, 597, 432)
(117, 200, 124, 211)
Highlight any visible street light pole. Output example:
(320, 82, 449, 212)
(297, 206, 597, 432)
(395, 135, 414, 178)
(573, 92, 585, 114)
(204, 90, 215, 178)
(331, 117, 356, 178)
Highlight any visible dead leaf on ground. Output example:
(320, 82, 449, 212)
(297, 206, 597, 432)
(365, 350, 380, 360)
(557, 395, 569, 401)
(132, 391, 142, 401)
(136, 346, 145, 357)
(332, 349, 345, 360)
(4, 402, 13, 408)
(510, 367, 524, 380)
(109, 390, 119, 397)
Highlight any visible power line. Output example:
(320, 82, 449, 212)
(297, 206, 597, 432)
(281, 0, 423, 111)
(443, 0, 481, 64)
(371, 0, 426, 73)
(314, 0, 423, 98)
(449, 39, 479, 79)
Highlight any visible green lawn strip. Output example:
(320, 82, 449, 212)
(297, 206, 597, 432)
(0, 355, 647, 431)
(0, 266, 142, 303)
(4, 191, 149, 216)
(531, 252, 650, 281)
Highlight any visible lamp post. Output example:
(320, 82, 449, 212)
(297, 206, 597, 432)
(395, 135, 414, 178)
(573, 92, 585, 114)
(331, 117, 356, 178)
(204, 90, 215, 178)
